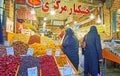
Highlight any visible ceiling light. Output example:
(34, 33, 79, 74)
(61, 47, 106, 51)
(74, 21, 77, 24)
(44, 17, 47, 21)
(50, 9, 55, 15)
(31, 8, 35, 14)
(43, 22, 46, 27)
(90, 13, 95, 19)
(97, 15, 101, 23)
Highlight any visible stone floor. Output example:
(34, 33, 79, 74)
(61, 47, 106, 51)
(79, 66, 120, 76)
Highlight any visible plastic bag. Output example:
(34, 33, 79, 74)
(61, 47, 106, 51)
(80, 55, 84, 69)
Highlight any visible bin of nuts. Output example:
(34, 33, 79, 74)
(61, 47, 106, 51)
(12, 41, 29, 56)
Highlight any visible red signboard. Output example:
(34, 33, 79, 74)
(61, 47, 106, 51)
(42, 0, 90, 15)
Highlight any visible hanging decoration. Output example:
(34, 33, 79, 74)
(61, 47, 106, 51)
(26, 0, 43, 7)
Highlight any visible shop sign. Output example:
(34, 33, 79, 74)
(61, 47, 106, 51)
(26, 0, 43, 7)
(42, 0, 90, 15)
(6, 18, 14, 33)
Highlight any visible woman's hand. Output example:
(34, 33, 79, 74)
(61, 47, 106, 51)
(99, 59, 103, 62)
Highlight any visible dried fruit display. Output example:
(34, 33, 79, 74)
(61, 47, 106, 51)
(12, 33, 30, 44)
(40, 55, 61, 76)
(18, 56, 40, 76)
(28, 35, 40, 44)
(55, 56, 68, 67)
(12, 41, 29, 56)
(29, 43, 46, 56)
(0, 55, 21, 76)
(40, 36, 54, 44)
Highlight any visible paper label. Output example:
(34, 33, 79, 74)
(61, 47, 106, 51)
(104, 43, 109, 48)
(6, 47, 14, 55)
(46, 49, 52, 55)
(27, 48, 34, 56)
(55, 49, 60, 56)
(63, 64, 73, 75)
(27, 67, 38, 76)
(54, 40, 58, 45)
(4, 41, 10, 46)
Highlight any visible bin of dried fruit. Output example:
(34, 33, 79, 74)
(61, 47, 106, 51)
(29, 43, 46, 56)
(0, 55, 21, 76)
(12, 41, 29, 56)
(18, 56, 40, 76)
(40, 36, 54, 44)
(28, 35, 40, 44)
(55, 56, 68, 67)
(12, 33, 30, 44)
(40, 55, 61, 76)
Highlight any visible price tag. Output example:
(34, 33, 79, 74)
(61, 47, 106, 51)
(4, 41, 10, 46)
(104, 43, 109, 48)
(111, 40, 117, 47)
(54, 40, 58, 45)
(27, 67, 38, 76)
(55, 49, 60, 57)
(63, 64, 73, 75)
(46, 49, 52, 55)
(59, 67, 64, 76)
(113, 42, 117, 47)
(6, 47, 14, 55)
(27, 48, 34, 56)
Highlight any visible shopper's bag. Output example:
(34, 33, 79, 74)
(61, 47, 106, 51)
(80, 55, 84, 69)
(81, 35, 87, 49)
(97, 72, 102, 76)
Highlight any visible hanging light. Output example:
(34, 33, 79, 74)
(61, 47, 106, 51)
(43, 22, 46, 27)
(97, 15, 101, 23)
(31, 8, 35, 14)
(74, 21, 77, 24)
(90, 13, 95, 19)
(44, 17, 47, 21)
(50, 8, 55, 15)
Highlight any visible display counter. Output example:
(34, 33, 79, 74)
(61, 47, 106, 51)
(102, 48, 120, 64)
